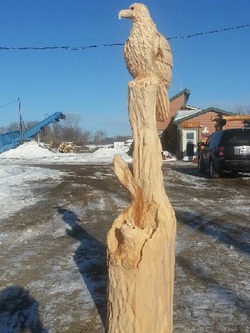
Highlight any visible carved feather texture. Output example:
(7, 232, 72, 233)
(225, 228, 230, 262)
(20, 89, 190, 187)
(119, 3, 173, 121)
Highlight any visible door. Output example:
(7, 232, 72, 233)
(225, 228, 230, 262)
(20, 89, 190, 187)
(182, 129, 198, 161)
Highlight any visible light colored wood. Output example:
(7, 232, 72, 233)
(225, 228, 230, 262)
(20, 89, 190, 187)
(212, 115, 250, 121)
(107, 4, 176, 332)
(118, 3, 172, 122)
(212, 115, 250, 130)
(107, 78, 176, 333)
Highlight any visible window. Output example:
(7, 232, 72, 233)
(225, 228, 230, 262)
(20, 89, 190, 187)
(186, 132, 194, 140)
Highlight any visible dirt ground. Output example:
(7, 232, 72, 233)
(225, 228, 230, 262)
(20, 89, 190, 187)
(0, 161, 249, 333)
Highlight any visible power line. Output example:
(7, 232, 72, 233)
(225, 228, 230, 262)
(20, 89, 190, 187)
(0, 44, 124, 51)
(0, 99, 19, 109)
(0, 23, 249, 51)
(168, 23, 250, 39)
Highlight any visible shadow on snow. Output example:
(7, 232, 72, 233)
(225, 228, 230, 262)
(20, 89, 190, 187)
(57, 207, 107, 330)
(0, 285, 48, 333)
(176, 210, 250, 256)
(176, 255, 250, 318)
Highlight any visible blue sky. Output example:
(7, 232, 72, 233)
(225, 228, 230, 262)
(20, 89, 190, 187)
(0, 0, 249, 136)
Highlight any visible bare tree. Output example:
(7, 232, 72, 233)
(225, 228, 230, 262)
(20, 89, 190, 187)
(94, 130, 107, 145)
(6, 121, 20, 132)
(45, 113, 87, 145)
(81, 130, 92, 144)
(63, 112, 81, 129)
(234, 104, 250, 115)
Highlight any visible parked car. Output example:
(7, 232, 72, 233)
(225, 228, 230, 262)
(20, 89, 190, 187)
(198, 129, 250, 178)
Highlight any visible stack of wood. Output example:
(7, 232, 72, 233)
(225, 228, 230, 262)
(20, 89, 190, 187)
(58, 142, 75, 153)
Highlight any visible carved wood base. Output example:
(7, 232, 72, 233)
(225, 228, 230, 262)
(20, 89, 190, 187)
(107, 83, 176, 333)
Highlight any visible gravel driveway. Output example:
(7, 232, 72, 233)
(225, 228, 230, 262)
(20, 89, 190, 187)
(0, 162, 249, 332)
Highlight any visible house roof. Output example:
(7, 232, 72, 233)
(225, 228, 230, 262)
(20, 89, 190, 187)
(173, 107, 235, 124)
(169, 88, 190, 104)
(181, 104, 199, 110)
(174, 109, 201, 123)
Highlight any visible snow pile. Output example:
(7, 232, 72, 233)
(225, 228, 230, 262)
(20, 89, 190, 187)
(0, 141, 132, 164)
(90, 146, 131, 163)
(162, 150, 177, 161)
(0, 141, 55, 159)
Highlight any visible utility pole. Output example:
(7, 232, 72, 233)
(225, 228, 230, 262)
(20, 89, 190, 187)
(18, 98, 23, 144)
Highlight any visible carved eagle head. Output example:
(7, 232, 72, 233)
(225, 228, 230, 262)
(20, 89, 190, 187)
(118, 3, 150, 22)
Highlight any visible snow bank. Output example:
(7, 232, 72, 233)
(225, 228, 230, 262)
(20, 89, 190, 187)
(0, 141, 132, 164)
(0, 141, 55, 159)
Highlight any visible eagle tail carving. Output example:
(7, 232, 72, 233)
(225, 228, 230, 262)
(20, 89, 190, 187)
(155, 85, 169, 122)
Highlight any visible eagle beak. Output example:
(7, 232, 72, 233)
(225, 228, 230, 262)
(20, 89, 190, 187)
(118, 9, 130, 20)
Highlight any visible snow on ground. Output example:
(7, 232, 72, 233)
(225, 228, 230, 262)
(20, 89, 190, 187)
(0, 141, 132, 164)
(0, 141, 176, 219)
(0, 165, 62, 220)
(0, 141, 132, 219)
(0, 141, 249, 332)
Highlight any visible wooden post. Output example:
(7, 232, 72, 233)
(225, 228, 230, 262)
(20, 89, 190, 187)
(107, 81, 176, 332)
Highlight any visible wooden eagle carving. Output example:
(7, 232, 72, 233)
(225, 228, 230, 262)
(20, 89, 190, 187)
(119, 3, 173, 122)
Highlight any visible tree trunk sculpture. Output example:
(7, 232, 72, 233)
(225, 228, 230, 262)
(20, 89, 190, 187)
(107, 4, 176, 333)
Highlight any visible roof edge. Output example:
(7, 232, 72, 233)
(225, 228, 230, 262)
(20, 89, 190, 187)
(173, 107, 236, 124)
(170, 88, 190, 104)
(202, 107, 235, 115)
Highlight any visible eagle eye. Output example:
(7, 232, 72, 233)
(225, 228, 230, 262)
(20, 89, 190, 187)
(130, 6, 134, 10)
